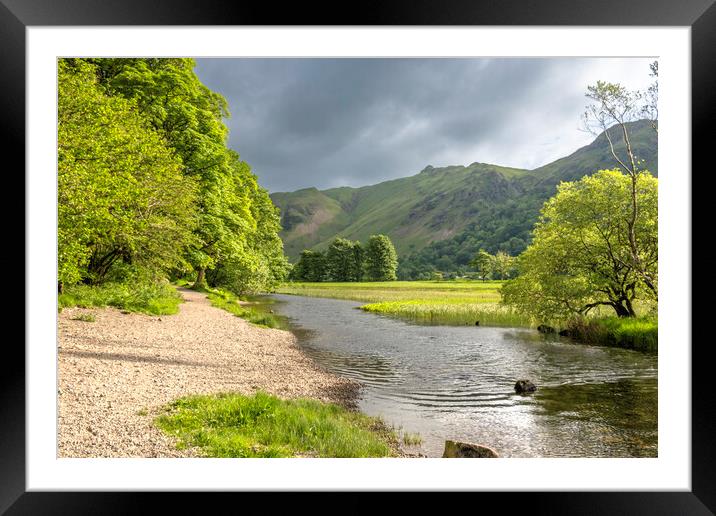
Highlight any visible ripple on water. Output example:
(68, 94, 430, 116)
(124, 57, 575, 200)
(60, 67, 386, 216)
(266, 294, 658, 458)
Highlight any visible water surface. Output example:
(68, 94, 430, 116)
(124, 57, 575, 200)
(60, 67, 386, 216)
(261, 294, 657, 458)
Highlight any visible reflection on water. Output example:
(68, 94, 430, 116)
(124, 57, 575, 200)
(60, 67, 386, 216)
(533, 379, 657, 457)
(256, 294, 657, 458)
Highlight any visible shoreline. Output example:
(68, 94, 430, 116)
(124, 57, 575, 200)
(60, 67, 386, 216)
(58, 288, 364, 458)
(274, 289, 657, 353)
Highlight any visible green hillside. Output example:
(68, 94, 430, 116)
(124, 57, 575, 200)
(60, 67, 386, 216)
(270, 120, 657, 278)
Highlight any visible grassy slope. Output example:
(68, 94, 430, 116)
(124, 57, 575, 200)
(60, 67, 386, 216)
(273, 163, 530, 260)
(270, 121, 658, 264)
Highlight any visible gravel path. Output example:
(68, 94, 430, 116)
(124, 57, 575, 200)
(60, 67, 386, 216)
(57, 288, 360, 457)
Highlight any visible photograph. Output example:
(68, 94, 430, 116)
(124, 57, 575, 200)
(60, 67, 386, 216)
(9, 11, 709, 508)
(56, 56, 659, 460)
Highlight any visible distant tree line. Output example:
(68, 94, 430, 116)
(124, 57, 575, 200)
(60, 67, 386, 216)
(289, 235, 398, 282)
(396, 200, 534, 280)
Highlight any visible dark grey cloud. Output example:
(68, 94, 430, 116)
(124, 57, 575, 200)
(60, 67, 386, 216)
(194, 58, 652, 193)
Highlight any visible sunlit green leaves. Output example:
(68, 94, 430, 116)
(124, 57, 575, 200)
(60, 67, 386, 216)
(59, 58, 288, 295)
(58, 59, 197, 285)
(502, 169, 657, 321)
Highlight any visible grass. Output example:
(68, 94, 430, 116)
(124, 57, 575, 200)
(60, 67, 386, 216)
(202, 287, 284, 329)
(402, 432, 423, 446)
(70, 313, 96, 322)
(278, 280, 504, 303)
(361, 299, 533, 327)
(277, 280, 657, 352)
(277, 280, 534, 327)
(155, 391, 398, 458)
(566, 316, 658, 352)
(58, 280, 183, 315)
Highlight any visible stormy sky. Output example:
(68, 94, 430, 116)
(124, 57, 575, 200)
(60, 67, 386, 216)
(194, 58, 653, 193)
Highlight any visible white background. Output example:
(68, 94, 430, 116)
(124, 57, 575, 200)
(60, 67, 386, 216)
(27, 27, 690, 490)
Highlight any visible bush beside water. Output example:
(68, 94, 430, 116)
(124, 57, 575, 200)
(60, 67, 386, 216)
(566, 317, 658, 352)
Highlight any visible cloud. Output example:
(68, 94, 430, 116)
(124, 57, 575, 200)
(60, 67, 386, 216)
(194, 57, 654, 192)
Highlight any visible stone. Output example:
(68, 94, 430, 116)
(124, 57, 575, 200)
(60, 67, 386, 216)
(443, 440, 499, 458)
(514, 379, 537, 393)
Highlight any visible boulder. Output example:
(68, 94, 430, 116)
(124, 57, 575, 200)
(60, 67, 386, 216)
(443, 440, 499, 458)
(537, 324, 556, 334)
(514, 379, 537, 394)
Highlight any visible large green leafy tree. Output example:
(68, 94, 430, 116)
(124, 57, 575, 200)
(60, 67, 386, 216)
(364, 235, 398, 281)
(501, 169, 657, 321)
(326, 238, 364, 282)
(86, 58, 286, 293)
(207, 167, 290, 293)
(289, 250, 328, 282)
(58, 59, 197, 287)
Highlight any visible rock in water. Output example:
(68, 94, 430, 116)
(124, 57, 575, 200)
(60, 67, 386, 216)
(443, 440, 499, 458)
(514, 379, 537, 393)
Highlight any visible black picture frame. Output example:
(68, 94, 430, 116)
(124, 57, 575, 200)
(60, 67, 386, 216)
(5, 0, 713, 512)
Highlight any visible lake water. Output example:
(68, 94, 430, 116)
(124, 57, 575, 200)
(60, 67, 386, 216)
(263, 294, 657, 458)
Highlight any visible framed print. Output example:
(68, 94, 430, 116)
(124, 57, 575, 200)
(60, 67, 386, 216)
(5, 0, 714, 512)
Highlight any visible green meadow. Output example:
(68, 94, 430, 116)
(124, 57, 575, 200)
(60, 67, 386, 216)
(276, 280, 656, 351)
(277, 280, 535, 327)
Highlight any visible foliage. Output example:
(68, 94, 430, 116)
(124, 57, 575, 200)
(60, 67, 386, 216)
(289, 250, 328, 282)
(582, 65, 659, 300)
(58, 58, 288, 296)
(565, 317, 657, 352)
(204, 288, 283, 329)
(501, 170, 658, 321)
(58, 59, 197, 286)
(469, 249, 494, 281)
(364, 234, 398, 281)
(155, 391, 397, 457)
(469, 249, 516, 281)
(325, 238, 364, 282)
(58, 278, 183, 315)
(491, 251, 516, 280)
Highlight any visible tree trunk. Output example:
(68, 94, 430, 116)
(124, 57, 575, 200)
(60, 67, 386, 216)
(625, 297, 636, 318)
(611, 302, 632, 318)
(192, 268, 207, 290)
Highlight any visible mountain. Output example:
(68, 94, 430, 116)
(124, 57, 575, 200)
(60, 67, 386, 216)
(270, 120, 657, 278)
